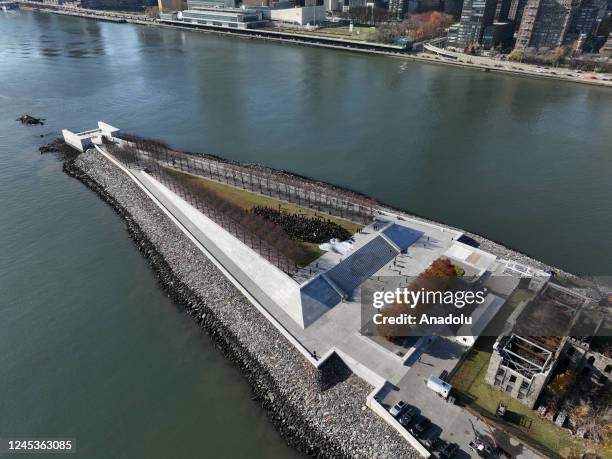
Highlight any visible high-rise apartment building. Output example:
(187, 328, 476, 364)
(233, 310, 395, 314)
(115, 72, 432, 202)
(452, 0, 498, 46)
(564, 0, 607, 44)
(494, 0, 512, 20)
(601, 32, 612, 55)
(515, 0, 576, 48)
(515, 0, 605, 48)
(444, 0, 465, 17)
(508, 0, 527, 22)
(388, 0, 409, 17)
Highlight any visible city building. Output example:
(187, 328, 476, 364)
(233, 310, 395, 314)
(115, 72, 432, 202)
(564, 0, 607, 45)
(341, 0, 368, 11)
(389, 0, 445, 16)
(271, 4, 325, 23)
(255, 3, 325, 24)
(601, 32, 612, 55)
(482, 20, 515, 47)
(242, 0, 293, 6)
(494, 0, 512, 20)
(166, 6, 268, 28)
(403, 0, 444, 13)
(451, 0, 498, 47)
(388, 0, 409, 17)
(324, 0, 340, 11)
(446, 22, 461, 46)
(444, 0, 465, 17)
(187, 0, 236, 9)
(158, 0, 187, 12)
(515, 0, 576, 49)
(508, 0, 527, 22)
(80, 0, 156, 8)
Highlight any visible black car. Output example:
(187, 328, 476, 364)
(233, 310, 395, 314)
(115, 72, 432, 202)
(438, 442, 459, 459)
(408, 415, 431, 437)
(420, 428, 440, 448)
(398, 406, 419, 427)
(431, 438, 447, 452)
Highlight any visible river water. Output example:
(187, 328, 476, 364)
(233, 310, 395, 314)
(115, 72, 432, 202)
(0, 9, 611, 458)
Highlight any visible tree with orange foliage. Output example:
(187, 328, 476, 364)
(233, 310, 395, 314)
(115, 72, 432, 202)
(404, 11, 455, 41)
(377, 257, 459, 342)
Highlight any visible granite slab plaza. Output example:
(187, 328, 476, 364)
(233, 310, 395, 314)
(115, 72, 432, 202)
(133, 170, 464, 383)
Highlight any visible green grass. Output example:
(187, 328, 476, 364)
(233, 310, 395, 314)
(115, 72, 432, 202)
(164, 167, 362, 266)
(449, 338, 612, 458)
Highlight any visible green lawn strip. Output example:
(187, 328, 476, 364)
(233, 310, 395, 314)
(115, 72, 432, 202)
(295, 242, 326, 267)
(449, 338, 610, 458)
(163, 167, 362, 266)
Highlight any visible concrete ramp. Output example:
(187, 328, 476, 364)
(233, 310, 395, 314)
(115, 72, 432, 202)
(326, 236, 398, 297)
(382, 224, 423, 251)
(300, 276, 343, 327)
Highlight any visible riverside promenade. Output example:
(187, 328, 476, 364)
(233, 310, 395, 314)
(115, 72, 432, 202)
(15, 2, 612, 88)
(422, 43, 612, 88)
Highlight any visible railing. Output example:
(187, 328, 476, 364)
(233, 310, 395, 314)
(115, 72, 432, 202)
(105, 139, 304, 275)
(115, 132, 375, 224)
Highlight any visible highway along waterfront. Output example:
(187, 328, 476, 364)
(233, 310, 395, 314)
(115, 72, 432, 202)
(1, 9, 611, 458)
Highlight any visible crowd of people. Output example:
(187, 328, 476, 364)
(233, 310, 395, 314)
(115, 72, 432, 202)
(252, 205, 351, 243)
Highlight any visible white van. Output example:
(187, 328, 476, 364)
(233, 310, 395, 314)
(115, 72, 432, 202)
(426, 375, 452, 399)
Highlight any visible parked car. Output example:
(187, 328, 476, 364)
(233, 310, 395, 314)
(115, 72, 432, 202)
(431, 438, 448, 456)
(389, 400, 408, 418)
(420, 428, 440, 448)
(398, 406, 419, 427)
(438, 442, 459, 458)
(408, 415, 431, 437)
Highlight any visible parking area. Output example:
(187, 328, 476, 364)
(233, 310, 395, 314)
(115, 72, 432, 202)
(380, 338, 541, 459)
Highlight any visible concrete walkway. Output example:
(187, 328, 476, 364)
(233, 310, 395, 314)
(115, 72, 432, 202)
(135, 171, 414, 380)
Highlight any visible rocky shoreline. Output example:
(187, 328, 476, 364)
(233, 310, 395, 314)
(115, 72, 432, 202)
(64, 150, 419, 459)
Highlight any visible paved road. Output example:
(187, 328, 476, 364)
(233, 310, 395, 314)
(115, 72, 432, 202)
(421, 44, 612, 88)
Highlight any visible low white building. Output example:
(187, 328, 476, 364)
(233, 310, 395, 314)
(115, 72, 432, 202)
(444, 240, 497, 277)
(62, 122, 120, 152)
(269, 4, 325, 25)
